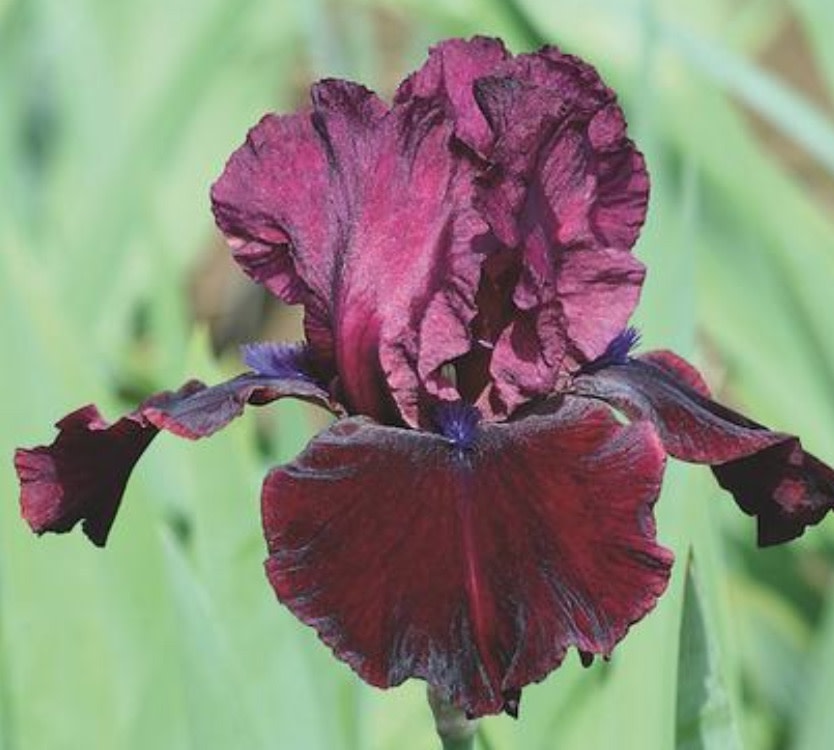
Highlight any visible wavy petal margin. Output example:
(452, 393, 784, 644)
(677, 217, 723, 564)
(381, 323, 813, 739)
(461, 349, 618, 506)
(16, 370, 337, 546)
(470, 48, 648, 413)
(213, 80, 488, 426)
(262, 398, 671, 717)
(394, 36, 509, 154)
(575, 351, 834, 544)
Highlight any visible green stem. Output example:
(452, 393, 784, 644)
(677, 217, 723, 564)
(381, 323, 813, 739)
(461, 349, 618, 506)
(440, 735, 475, 750)
(428, 685, 479, 750)
(476, 725, 497, 750)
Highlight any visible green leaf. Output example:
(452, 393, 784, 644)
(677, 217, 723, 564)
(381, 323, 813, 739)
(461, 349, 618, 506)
(795, 588, 834, 750)
(676, 557, 743, 750)
(665, 22, 834, 179)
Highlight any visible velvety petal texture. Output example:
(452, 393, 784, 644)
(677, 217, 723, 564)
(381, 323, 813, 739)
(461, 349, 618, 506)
(16, 367, 335, 546)
(262, 398, 671, 717)
(473, 52, 648, 413)
(144, 372, 338, 438)
(394, 36, 509, 154)
(213, 79, 489, 427)
(16, 383, 200, 547)
(575, 352, 834, 544)
(17, 36, 834, 726)
(212, 38, 649, 425)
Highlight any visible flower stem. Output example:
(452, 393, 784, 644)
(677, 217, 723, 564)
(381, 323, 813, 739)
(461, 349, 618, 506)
(440, 736, 475, 750)
(428, 685, 479, 750)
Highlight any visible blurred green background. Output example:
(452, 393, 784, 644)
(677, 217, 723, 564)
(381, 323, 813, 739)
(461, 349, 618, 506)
(3, 0, 834, 748)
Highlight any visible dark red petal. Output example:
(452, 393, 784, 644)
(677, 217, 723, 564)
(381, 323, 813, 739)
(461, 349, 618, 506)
(574, 356, 779, 462)
(487, 305, 567, 408)
(262, 399, 671, 717)
(715, 443, 834, 546)
(144, 372, 339, 439)
(637, 351, 834, 545)
(574, 355, 834, 544)
(15, 372, 337, 546)
(638, 349, 711, 394)
(14, 383, 200, 547)
(394, 36, 509, 154)
(211, 111, 330, 306)
(213, 80, 488, 427)
(471, 49, 648, 414)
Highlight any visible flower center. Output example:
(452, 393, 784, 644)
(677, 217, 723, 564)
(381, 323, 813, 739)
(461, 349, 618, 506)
(581, 327, 641, 373)
(435, 401, 482, 450)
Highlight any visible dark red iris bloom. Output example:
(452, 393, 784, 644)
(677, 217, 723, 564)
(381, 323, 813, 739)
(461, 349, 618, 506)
(15, 38, 834, 719)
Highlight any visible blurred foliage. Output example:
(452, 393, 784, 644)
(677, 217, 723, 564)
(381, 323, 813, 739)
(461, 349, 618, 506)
(2, 0, 834, 748)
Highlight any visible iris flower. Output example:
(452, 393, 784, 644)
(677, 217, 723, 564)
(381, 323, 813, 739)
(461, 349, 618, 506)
(15, 37, 834, 719)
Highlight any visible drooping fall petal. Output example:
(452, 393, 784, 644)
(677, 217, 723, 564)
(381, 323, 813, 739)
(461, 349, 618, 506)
(144, 372, 338, 438)
(15, 383, 200, 547)
(262, 398, 671, 717)
(574, 352, 834, 544)
(16, 365, 336, 546)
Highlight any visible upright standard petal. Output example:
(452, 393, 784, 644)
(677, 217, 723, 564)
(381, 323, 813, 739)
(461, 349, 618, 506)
(471, 48, 649, 413)
(394, 36, 509, 154)
(16, 366, 337, 546)
(211, 111, 330, 306)
(262, 399, 671, 717)
(213, 81, 489, 427)
(574, 352, 834, 544)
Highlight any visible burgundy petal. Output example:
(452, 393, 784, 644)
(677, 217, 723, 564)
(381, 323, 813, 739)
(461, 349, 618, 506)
(471, 49, 648, 414)
(394, 36, 509, 154)
(262, 398, 671, 717)
(15, 382, 200, 547)
(213, 80, 489, 427)
(574, 353, 834, 544)
(211, 110, 330, 306)
(143, 371, 339, 438)
(575, 354, 777, 461)
(477, 48, 650, 251)
(15, 370, 336, 546)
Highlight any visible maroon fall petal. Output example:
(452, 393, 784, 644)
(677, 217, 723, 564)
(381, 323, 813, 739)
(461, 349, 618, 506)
(262, 398, 672, 717)
(144, 372, 339, 438)
(15, 382, 201, 547)
(715, 443, 834, 546)
(15, 371, 337, 547)
(574, 352, 834, 544)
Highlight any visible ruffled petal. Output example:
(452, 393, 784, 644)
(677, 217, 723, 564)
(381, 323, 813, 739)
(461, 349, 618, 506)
(262, 398, 671, 717)
(574, 352, 834, 544)
(394, 36, 509, 154)
(15, 368, 336, 547)
(211, 111, 331, 306)
(15, 383, 200, 547)
(213, 80, 489, 427)
(472, 49, 648, 413)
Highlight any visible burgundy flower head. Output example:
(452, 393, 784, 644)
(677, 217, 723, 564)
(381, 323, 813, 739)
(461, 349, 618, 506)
(15, 37, 834, 719)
